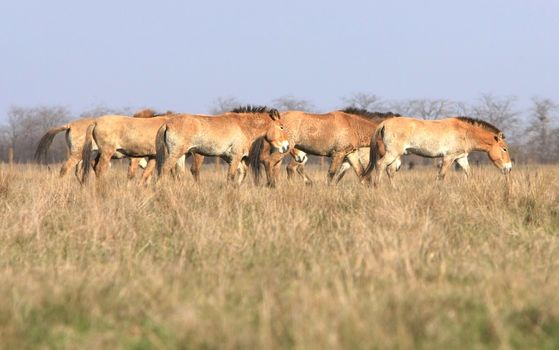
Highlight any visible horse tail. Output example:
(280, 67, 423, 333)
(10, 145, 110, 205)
(363, 124, 385, 179)
(81, 122, 96, 183)
(155, 123, 168, 176)
(34, 125, 69, 163)
(248, 136, 265, 185)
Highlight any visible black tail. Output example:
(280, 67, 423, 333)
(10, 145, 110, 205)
(248, 136, 266, 185)
(34, 125, 69, 163)
(362, 125, 384, 179)
(81, 123, 96, 183)
(155, 123, 168, 176)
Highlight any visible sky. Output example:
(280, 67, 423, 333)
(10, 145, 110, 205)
(0, 0, 557, 121)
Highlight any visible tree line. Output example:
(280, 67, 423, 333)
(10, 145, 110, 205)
(0, 94, 557, 164)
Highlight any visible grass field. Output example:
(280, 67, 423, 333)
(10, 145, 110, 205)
(0, 162, 558, 349)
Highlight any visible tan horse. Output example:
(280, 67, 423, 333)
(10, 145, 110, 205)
(363, 116, 512, 187)
(35, 117, 98, 179)
(80, 114, 191, 184)
(250, 108, 400, 187)
(34, 109, 171, 181)
(155, 106, 289, 184)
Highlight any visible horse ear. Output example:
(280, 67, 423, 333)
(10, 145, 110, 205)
(269, 109, 280, 120)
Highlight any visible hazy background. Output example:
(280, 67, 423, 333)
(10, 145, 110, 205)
(1, 0, 557, 117)
(1, 0, 558, 163)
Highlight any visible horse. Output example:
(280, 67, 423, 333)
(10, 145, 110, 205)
(249, 108, 400, 187)
(80, 113, 194, 184)
(363, 116, 512, 187)
(155, 106, 289, 184)
(34, 109, 172, 181)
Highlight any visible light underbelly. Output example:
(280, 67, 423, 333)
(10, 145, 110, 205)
(192, 142, 233, 157)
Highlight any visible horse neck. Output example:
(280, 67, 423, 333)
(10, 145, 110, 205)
(352, 117, 382, 147)
(239, 114, 271, 139)
(465, 125, 496, 153)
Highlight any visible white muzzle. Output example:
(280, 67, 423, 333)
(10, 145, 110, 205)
(277, 140, 289, 154)
(294, 153, 307, 163)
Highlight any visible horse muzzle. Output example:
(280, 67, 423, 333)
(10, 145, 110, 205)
(276, 140, 289, 154)
(501, 162, 512, 174)
(294, 153, 307, 163)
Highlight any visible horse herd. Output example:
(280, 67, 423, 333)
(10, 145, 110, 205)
(34, 106, 513, 188)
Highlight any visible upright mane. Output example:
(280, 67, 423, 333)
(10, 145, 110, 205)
(133, 109, 156, 118)
(133, 109, 175, 118)
(456, 117, 501, 134)
(230, 105, 269, 114)
(341, 107, 400, 119)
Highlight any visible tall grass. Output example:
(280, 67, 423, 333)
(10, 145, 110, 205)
(0, 163, 558, 349)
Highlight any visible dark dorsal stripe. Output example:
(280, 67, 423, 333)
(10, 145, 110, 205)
(230, 105, 269, 114)
(341, 107, 400, 119)
(456, 116, 501, 134)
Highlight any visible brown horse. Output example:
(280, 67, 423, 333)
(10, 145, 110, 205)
(80, 113, 190, 184)
(250, 108, 400, 187)
(155, 106, 289, 184)
(34, 109, 172, 181)
(363, 116, 512, 187)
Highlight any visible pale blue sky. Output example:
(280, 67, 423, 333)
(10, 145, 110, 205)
(0, 0, 557, 120)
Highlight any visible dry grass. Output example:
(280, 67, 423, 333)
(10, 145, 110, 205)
(0, 162, 558, 349)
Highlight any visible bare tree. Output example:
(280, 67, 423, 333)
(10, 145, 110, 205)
(272, 95, 314, 112)
(342, 93, 384, 111)
(470, 94, 519, 138)
(391, 99, 455, 119)
(526, 97, 557, 163)
(209, 96, 242, 115)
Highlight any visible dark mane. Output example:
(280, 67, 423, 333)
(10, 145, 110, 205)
(132, 109, 175, 118)
(132, 108, 156, 118)
(341, 107, 400, 119)
(230, 105, 269, 114)
(155, 110, 175, 117)
(456, 117, 501, 134)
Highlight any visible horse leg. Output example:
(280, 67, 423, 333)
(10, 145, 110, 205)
(455, 156, 471, 178)
(159, 149, 184, 180)
(328, 152, 347, 184)
(227, 157, 241, 184)
(268, 151, 286, 187)
(296, 162, 313, 186)
(139, 158, 156, 185)
(385, 157, 402, 188)
(127, 158, 140, 180)
(374, 153, 399, 188)
(61, 153, 81, 178)
(286, 158, 298, 181)
(437, 156, 456, 181)
(286, 157, 313, 185)
(262, 160, 274, 187)
(237, 158, 249, 185)
(332, 161, 351, 184)
(344, 151, 365, 183)
(191, 153, 204, 182)
(95, 149, 115, 178)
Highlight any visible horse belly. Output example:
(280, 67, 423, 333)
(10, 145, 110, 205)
(405, 136, 458, 158)
(406, 147, 442, 158)
(192, 140, 232, 157)
(296, 142, 330, 156)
